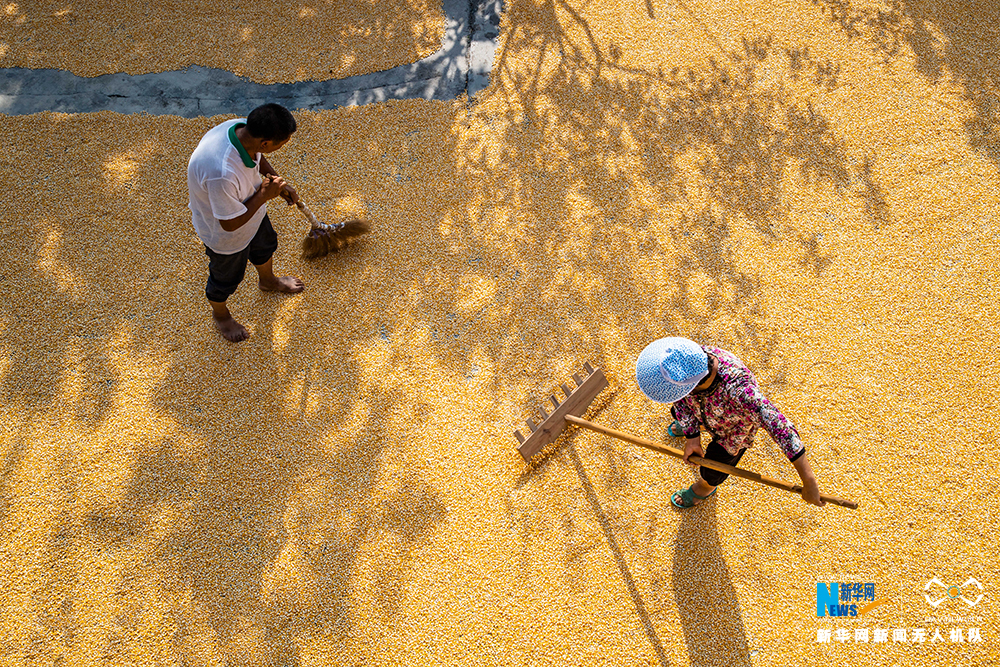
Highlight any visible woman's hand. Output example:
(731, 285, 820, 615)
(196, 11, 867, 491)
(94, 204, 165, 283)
(682, 437, 704, 465)
(791, 452, 826, 507)
(800, 478, 826, 507)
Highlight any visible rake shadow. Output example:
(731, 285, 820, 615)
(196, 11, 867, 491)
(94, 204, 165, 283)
(567, 444, 672, 667)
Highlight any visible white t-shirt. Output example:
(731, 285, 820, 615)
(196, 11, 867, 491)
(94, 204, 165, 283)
(188, 118, 267, 254)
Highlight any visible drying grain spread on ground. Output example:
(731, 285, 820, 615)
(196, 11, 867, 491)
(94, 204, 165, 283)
(0, 0, 446, 82)
(1, 1, 999, 667)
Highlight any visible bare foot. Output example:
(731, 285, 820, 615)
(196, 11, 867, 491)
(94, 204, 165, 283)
(214, 314, 249, 342)
(259, 275, 304, 293)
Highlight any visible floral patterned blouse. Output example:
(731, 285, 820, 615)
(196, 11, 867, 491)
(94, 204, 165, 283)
(672, 346, 805, 461)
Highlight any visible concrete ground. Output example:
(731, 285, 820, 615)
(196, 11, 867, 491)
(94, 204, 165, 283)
(0, 0, 502, 116)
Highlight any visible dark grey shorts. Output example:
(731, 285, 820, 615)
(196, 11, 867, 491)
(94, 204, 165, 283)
(204, 214, 278, 303)
(670, 404, 746, 486)
(698, 437, 746, 486)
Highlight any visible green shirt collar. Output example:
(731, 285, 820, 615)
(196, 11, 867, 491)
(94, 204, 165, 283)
(228, 123, 258, 168)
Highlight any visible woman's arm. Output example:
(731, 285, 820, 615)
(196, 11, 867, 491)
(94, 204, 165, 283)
(731, 378, 805, 460)
(792, 452, 825, 506)
(730, 378, 825, 506)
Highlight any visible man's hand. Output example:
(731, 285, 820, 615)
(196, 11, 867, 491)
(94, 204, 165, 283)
(260, 175, 288, 202)
(278, 182, 299, 206)
(801, 478, 826, 507)
(218, 175, 288, 232)
(682, 437, 704, 466)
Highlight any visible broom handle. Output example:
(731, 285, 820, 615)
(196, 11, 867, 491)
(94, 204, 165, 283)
(295, 200, 322, 229)
(564, 415, 858, 509)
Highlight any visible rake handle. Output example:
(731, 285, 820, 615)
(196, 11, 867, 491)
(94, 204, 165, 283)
(564, 415, 858, 509)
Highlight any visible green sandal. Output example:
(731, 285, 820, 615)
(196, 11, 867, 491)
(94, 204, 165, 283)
(667, 421, 684, 437)
(671, 484, 716, 509)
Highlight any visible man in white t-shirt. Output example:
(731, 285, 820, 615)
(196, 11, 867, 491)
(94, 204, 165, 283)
(188, 103, 304, 342)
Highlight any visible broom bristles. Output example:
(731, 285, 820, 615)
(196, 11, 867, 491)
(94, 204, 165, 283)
(296, 199, 370, 259)
(301, 219, 371, 259)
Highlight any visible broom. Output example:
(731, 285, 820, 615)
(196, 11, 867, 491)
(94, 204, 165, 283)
(297, 201, 370, 260)
(264, 175, 371, 259)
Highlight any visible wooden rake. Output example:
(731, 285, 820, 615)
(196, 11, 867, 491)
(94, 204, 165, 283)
(513, 362, 859, 510)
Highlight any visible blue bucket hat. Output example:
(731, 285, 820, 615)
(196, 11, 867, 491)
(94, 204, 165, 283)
(635, 337, 709, 403)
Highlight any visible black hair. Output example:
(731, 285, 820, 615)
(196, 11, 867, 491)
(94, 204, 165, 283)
(245, 103, 297, 142)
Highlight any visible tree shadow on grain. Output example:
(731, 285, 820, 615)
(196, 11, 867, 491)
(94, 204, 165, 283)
(666, 206, 788, 384)
(89, 103, 461, 666)
(0, 226, 122, 428)
(672, 502, 752, 667)
(810, 0, 1000, 168)
(445, 0, 875, 406)
(74, 295, 449, 667)
(83, 410, 447, 666)
(368, 474, 449, 617)
(469, 4, 879, 657)
(855, 156, 893, 230)
(80, 407, 311, 664)
(9, 450, 85, 662)
(0, 118, 196, 513)
(0, 117, 226, 660)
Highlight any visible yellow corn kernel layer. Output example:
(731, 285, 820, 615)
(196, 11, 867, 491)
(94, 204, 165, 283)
(1, 1, 999, 666)
(0, 0, 446, 83)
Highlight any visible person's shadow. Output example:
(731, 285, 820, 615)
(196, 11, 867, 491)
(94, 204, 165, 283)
(672, 499, 752, 666)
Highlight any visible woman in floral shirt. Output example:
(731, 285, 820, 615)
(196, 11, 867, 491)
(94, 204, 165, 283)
(635, 337, 825, 508)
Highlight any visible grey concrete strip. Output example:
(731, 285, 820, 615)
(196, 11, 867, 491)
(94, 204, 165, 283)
(468, 0, 503, 98)
(0, 0, 502, 117)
